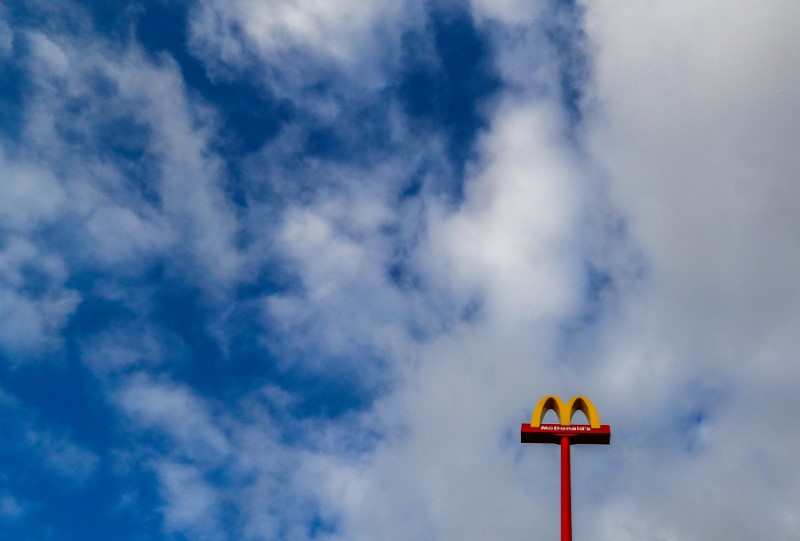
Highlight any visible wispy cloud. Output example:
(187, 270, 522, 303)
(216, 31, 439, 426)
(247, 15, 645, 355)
(0, 388, 98, 485)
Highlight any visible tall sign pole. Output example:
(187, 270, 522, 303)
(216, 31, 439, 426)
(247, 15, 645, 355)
(560, 435, 571, 540)
(521, 395, 611, 541)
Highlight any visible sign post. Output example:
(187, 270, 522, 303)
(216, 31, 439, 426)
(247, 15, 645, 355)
(521, 395, 611, 541)
(560, 435, 571, 541)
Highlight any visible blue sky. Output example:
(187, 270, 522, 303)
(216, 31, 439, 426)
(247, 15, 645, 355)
(2, 1, 800, 540)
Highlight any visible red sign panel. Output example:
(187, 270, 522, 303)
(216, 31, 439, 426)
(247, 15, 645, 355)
(520, 423, 611, 445)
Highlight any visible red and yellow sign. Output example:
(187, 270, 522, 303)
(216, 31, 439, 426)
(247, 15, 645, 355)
(521, 395, 610, 541)
(520, 395, 610, 445)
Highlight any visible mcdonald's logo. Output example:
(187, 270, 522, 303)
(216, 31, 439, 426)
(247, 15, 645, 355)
(531, 395, 601, 428)
(522, 396, 611, 540)
(521, 395, 610, 445)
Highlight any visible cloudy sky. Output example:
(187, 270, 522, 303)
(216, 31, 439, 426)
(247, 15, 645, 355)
(2, 0, 799, 539)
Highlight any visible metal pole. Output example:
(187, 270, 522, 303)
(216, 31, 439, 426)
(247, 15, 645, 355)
(560, 436, 572, 541)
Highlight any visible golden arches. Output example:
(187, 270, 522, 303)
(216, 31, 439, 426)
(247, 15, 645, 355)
(566, 396, 601, 428)
(530, 395, 601, 429)
(531, 395, 565, 427)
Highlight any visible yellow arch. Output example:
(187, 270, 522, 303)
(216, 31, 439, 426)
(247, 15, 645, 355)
(530, 395, 602, 428)
(565, 395, 601, 428)
(530, 395, 566, 428)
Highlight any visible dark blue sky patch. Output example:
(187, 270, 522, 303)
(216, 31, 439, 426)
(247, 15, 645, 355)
(0, 376, 163, 541)
(254, 327, 389, 423)
(5, 0, 82, 35)
(67, 262, 379, 426)
(151, 284, 228, 392)
(83, 0, 140, 43)
(285, 368, 382, 422)
(395, 5, 501, 191)
(308, 514, 339, 539)
(208, 307, 291, 400)
(202, 78, 295, 156)
(430, 8, 499, 148)
(7, 258, 58, 299)
(54, 109, 90, 149)
(387, 260, 412, 290)
(147, 278, 380, 424)
(13, 469, 159, 541)
(134, 1, 294, 156)
(0, 357, 109, 448)
(459, 295, 484, 323)
(293, 91, 408, 166)
(91, 97, 150, 158)
(249, 307, 395, 424)
(95, 113, 162, 207)
(301, 114, 380, 169)
(65, 272, 143, 326)
(543, 0, 589, 128)
(132, 0, 189, 58)
(585, 263, 614, 309)
(398, 168, 425, 201)
(304, 125, 345, 161)
(192, 316, 387, 450)
(234, 265, 296, 302)
(0, 55, 25, 146)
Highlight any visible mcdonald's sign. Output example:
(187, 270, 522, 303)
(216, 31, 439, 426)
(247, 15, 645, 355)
(522, 395, 610, 541)
(520, 395, 610, 445)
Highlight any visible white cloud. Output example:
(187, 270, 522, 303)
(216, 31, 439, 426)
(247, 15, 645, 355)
(0, 286, 79, 355)
(250, 148, 448, 380)
(0, 492, 25, 523)
(82, 204, 174, 268)
(193, 0, 394, 63)
(425, 98, 585, 328)
(584, 0, 800, 343)
(80, 322, 188, 376)
(156, 460, 221, 538)
(26, 31, 69, 77)
(0, 9, 249, 359)
(315, 330, 566, 541)
(117, 374, 232, 463)
(8, 22, 244, 291)
(187, 0, 425, 104)
(573, 0, 800, 537)
(111, 375, 353, 541)
(0, 237, 78, 356)
(469, 0, 544, 26)
(0, 152, 66, 232)
(265, 201, 411, 371)
(583, 0, 800, 408)
(23, 428, 99, 483)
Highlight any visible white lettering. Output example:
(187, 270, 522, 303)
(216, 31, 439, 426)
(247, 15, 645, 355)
(537, 425, 595, 432)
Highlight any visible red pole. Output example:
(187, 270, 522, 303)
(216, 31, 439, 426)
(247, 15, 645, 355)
(560, 436, 572, 541)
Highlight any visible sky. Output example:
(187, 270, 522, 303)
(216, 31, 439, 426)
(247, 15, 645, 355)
(1, 0, 799, 539)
